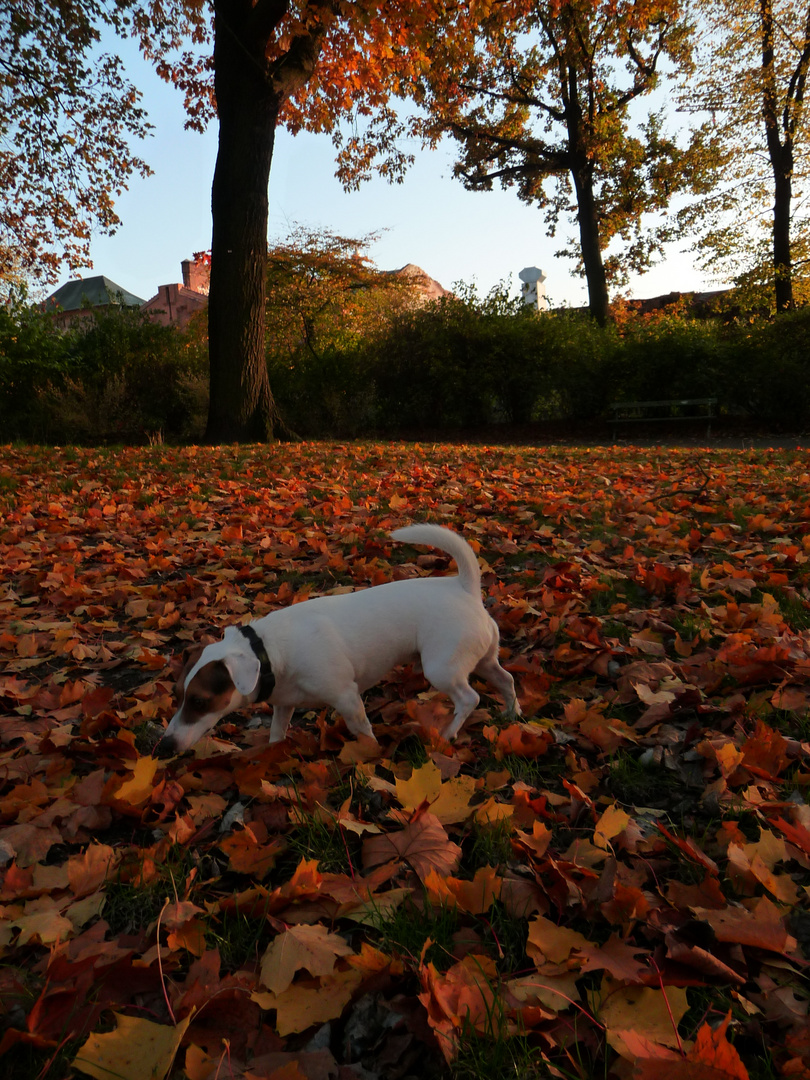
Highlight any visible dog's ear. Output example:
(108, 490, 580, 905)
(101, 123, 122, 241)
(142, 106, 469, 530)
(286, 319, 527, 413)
(182, 644, 205, 667)
(223, 651, 260, 697)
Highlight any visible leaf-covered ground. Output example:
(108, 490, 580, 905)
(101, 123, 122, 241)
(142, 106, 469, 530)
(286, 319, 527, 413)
(1, 442, 809, 1080)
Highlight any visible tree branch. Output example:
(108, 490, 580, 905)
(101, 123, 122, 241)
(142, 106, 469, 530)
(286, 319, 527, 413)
(783, 4, 810, 137)
(246, 0, 290, 43)
(449, 119, 570, 168)
(457, 160, 563, 187)
(268, 0, 332, 98)
(458, 80, 566, 123)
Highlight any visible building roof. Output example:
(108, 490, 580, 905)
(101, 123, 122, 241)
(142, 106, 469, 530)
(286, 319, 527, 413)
(44, 275, 145, 312)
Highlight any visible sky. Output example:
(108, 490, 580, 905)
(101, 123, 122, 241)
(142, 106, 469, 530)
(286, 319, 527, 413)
(70, 38, 720, 310)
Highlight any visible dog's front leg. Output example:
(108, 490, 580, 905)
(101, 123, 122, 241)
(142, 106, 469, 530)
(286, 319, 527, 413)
(268, 704, 294, 743)
(333, 687, 377, 742)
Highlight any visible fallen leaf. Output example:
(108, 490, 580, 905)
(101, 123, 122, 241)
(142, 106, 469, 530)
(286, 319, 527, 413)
(362, 812, 461, 880)
(73, 1012, 191, 1080)
(259, 923, 354, 994)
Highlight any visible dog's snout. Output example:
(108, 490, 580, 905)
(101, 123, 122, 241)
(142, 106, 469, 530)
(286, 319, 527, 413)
(155, 735, 178, 758)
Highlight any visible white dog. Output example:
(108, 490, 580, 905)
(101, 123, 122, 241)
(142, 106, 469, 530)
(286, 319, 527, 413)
(159, 524, 520, 753)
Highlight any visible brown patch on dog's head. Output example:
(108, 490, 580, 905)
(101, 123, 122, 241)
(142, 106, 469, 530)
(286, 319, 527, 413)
(179, 660, 235, 725)
(174, 644, 205, 700)
(160, 655, 242, 756)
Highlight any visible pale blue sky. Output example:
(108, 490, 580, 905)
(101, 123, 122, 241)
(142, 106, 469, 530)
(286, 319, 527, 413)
(74, 40, 717, 309)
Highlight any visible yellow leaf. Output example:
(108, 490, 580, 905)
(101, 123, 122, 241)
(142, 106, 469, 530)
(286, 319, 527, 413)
(341, 886, 410, 925)
(259, 923, 354, 994)
(13, 905, 74, 946)
(73, 1012, 191, 1080)
(594, 804, 632, 851)
(66, 890, 106, 930)
(450, 866, 503, 915)
(253, 968, 363, 1036)
(716, 742, 744, 778)
(116, 756, 159, 806)
(597, 975, 689, 1059)
(424, 865, 503, 915)
(430, 773, 477, 824)
(527, 915, 589, 965)
(68, 843, 118, 897)
(395, 759, 442, 810)
(424, 868, 457, 907)
(472, 797, 513, 826)
(508, 971, 582, 1012)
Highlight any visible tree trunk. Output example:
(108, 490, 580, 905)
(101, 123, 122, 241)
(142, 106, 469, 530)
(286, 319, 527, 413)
(564, 62, 610, 327)
(772, 161, 794, 313)
(205, 0, 281, 443)
(572, 164, 611, 326)
(760, 0, 794, 313)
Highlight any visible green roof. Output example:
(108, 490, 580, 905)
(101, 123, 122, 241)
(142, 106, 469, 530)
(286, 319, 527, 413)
(45, 275, 145, 312)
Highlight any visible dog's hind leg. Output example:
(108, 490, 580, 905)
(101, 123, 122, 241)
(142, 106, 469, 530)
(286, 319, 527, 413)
(443, 680, 481, 741)
(474, 653, 521, 717)
(332, 686, 377, 741)
(422, 658, 481, 740)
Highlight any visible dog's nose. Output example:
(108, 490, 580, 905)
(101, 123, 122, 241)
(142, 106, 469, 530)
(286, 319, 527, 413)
(155, 736, 177, 758)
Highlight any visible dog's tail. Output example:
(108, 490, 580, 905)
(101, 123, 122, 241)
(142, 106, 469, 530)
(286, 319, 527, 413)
(390, 524, 481, 595)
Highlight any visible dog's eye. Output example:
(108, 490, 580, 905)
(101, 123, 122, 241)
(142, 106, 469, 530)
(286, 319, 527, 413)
(187, 695, 207, 712)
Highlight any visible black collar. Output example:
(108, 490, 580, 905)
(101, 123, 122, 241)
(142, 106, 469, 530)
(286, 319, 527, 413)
(239, 624, 275, 702)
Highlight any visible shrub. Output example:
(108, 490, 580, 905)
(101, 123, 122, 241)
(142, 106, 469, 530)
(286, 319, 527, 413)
(612, 309, 726, 403)
(366, 290, 618, 432)
(0, 290, 76, 437)
(723, 308, 810, 426)
(5, 277, 810, 444)
(0, 298, 208, 443)
(271, 284, 620, 436)
(267, 344, 377, 438)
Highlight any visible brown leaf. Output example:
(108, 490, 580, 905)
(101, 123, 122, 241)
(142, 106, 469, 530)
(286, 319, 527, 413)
(362, 813, 461, 881)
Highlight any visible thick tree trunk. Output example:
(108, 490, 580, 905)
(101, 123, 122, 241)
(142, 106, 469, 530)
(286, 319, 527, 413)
(572, 165, 610, 327)
(205, 1, 282, 443)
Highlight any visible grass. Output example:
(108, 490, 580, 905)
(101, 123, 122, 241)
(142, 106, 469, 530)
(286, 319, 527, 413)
(104, 846, 196, 935)
(770, 709, 810, 740)
(477, 902, 529, 976)
(371, 896, 460, 970)
(598, 618, 632, 643)
(104, 879, 168, 935)
(450, 982, 603, 1080)
(668, 610, 714, 642)
(285, 814, 361, 875)
(206, 905, 274, 970)
(588, 577, 653, 616)
(463, 819, 514, 874)
(499, 750, 567, 790)
(0, 1035, 89, 1080)
(394, 733, 431, 769)
(773, 588, 810, 633)
(605, 751, 685, 807)
(452, 1028, 547, 1080)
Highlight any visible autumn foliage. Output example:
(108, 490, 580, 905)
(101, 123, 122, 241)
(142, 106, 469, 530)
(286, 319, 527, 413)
(1, 442, 809, 1079)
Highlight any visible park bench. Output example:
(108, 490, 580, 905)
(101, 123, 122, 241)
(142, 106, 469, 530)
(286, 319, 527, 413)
(608, 397, 717, 438)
